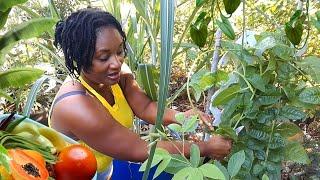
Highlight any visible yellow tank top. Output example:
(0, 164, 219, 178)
(49, 77, 134, 172)
(79, 76, 134, 172)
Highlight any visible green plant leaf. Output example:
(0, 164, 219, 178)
(48, 0, 61, 19)
(272, 44, 294, 60)
(248, 129, 270, 141)
(215, 126, 238, 141)
(242, 149, 254, 171)
(0, 68, 43, 89)
(16, 5, 40, 18)
(172, 167, 194, 180)
(223, 0, 241, 14)
(189, 168, 203, 180)
(257, 108, 277, 124)
(142, 1, 175, 178)
(296, 56, 320, 84)
(137, 64, 158, 101)
(190, 144, 200, 168)
(262, 174, 269, 180)
(254, 36, 276, 57)
(275, 122, 302, 138)
(212, 84, 241, 106)
(0, 89, 13, 102)
(196, 0, 205, 7)
(0, 8, 11, 29)
(214, 161, 229, 180)
(279, 106, 306, 121)
(285, 19, 303, 46)
(216, 14, 235, 40)
(168, 123, 182, 133)
(140, 148, 169, 172)
(190, 70, 227, 101)
(227, 150, 246, 177)
(22, 76, 49, 117)
(164, 155, 190, 174)
(182, 115, 198, 133)
(252, 163, 265, 176)
(199, 163, 225, 179)
(190, 23, 208, 48)
(284, 142, 310, 164)
(247, 74, 266, 92)
(0, 0, 28, 11)
(0, 144, 10, 172)
(269, 135, 286, 149)
(299, 87, 320, 104)
(257, 96, 281, 105)
(153, 157, 171, 179)
(312, 18, 320, 32)
(0, 18, 58, 64)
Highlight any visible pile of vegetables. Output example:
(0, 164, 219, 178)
(0, 113, 97, 180)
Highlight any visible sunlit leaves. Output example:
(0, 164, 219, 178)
(296, 56, 320, 84)
(275, 122, 302, 138)
(284, 142, 310, 164)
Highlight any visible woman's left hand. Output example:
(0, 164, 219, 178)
(182, 109, 213, 129)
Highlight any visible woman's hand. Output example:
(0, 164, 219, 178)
(182, 109, 213, 130)
(206, 135, 232, 160)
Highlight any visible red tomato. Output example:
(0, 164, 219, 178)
(54, 144, 97, 180)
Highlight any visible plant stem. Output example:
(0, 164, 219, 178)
(265, 120, 276, 162)
(241, 0, 246, 51)
(233, 71, 254, 94)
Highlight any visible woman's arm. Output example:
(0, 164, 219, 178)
(52, 93, 230, 161)
(121, 73, 178, 125)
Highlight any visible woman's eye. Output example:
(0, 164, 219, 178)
(117, 50, 124, 56)
(99, 56, 110, 61)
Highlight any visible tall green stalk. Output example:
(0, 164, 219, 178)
(141, 1, 175, 179)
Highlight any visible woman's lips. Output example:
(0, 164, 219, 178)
(107, 72, 120, 81)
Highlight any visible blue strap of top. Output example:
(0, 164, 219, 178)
(52, 90, 86, 107)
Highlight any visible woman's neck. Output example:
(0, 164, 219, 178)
(80, 74, 111, 93)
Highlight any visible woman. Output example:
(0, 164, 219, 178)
(51, 8, 232, 179)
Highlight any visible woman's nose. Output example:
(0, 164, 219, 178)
(110, 54, 123, 68)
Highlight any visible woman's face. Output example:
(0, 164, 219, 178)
(82, 27, 125, 86)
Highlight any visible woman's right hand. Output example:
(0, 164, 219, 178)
(206, 135, 232, 160)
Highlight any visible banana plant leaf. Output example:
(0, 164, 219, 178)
(0, 17, 58, 65)
(0, 0, 28, 12)
(0, 67, 43, 89)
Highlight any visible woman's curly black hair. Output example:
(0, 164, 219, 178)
(54, 8, 127, 78)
